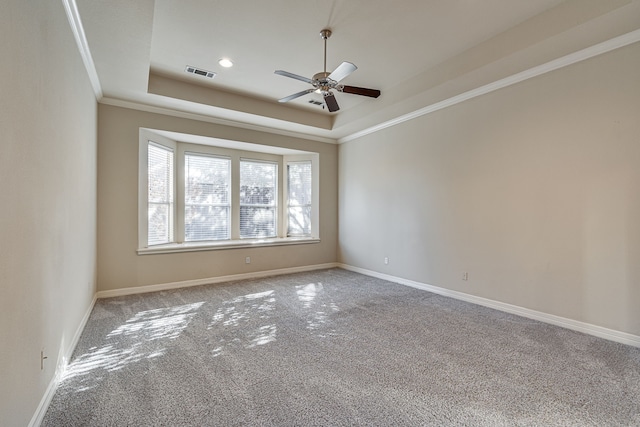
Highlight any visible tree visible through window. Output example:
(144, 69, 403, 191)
(184, 153, 230, 241)
(240, 160, 277, 238)
(141, 134, 318, 250)
(287, 161, 312, 236)
(148, 143, 174, 245)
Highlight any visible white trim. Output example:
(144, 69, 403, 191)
(96, 263, 339, 299)
(29, 294, 98, 427)
(61, 0, 103, 99)
(138, 237, 320, 255)
(62, 294, 98, 374)
(100, 97, 338, 145)
(28, 371, 58, 427)
(139, 132, 321, 250)
(283, 156, 318, 239)
(339, 264, 640, 349)
(338, 29, 640, 144)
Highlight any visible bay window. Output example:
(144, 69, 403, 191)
(138, 129, 319, 254)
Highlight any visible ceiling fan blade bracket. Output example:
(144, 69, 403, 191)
(326, 78, 339, 89)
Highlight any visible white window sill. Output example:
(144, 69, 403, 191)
(137, 236, 320, 255)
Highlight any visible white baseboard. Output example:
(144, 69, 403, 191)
(96, 263, 340, 299)
(31, 263, 339, 425)
(339, 263, 640, 348)
(29, 294, 98, 427)
(30, 262, 638, 425)
(28, 370, 59, 427)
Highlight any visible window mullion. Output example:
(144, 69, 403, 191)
(278, 158, 285, 238)
(175, 146, 185, 243)
(230, 155, 241, 240)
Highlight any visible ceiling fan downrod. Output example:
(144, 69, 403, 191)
(320, 29, 332, 74)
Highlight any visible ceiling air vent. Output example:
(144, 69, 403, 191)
(185, 65, 216, 79)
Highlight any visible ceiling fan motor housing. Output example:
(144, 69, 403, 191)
(312, 71, 334, 94)
(313, 72, 331, 80)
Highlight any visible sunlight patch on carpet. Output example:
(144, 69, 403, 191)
(61, 301, 204, 390)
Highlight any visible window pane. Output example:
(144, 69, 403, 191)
(148, 143, 174, 245)
(287, 206, 311, 236)
(185, 154, 230, 241)
(185, 206, 230, 241)
(240, 206, 276, 238)
(148, 204, 171, 245)
(287, 161, 312, 236)
(240, 161, 277, 238)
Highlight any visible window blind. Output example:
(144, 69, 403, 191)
(287, 161, 312, 236)
(184, 153, 231, 241)
(148, 142, 174, 245)
(240, 160, 277, 238)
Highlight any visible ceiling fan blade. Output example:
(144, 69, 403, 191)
(274, 70, 313, 84)
(328, 61, 357, 82)
(341, 85, 381, 98)
(324, 93, 340, 112)
(279, 89, 315, 103)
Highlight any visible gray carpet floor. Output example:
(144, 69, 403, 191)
(43, 268, 640, 426)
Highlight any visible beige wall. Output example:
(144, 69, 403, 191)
(0, 1, 98, 425)
(339, 42, 640, 336)
(97, 105, 338, 292)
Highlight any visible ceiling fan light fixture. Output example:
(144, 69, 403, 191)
(218, 58, 233, 68)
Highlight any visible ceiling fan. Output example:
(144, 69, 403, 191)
(275, 29, 381, 112)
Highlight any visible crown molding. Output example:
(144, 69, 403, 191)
(62, 0, 103, 99)
(63, 0, 639, 147)
(338, 29, 640, 144)
(100, 97, 338, 145)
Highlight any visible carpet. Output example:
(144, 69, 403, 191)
(42, 268, 640, 426)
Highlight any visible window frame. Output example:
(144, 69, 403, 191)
(147, 142, 175, 245)
(285, 159, 314, 237)
(183, 151, 232, 242)
(138, 129, 319, 254)
(239, 158, 279, 239)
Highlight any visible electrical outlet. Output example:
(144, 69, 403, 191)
(462, 272, 469, 281)
(384, 257, 389, 265)
(245, 257, 251, 264)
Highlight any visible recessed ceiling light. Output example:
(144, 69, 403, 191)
(218, 58, 233, 68)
